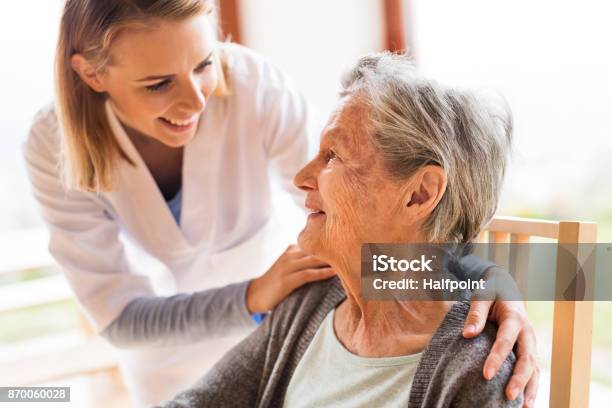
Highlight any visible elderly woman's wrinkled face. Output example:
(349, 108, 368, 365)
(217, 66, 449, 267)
(294, 98, 411, 269)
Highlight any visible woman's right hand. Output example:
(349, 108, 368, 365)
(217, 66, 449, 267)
(246, 244, 336, 314)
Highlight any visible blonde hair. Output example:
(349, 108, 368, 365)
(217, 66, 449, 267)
(55, 0, 229, 192)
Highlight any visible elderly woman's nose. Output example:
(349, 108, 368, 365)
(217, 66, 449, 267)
(293, 160, 318, 191)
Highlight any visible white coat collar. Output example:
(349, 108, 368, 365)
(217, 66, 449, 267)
(103, 99, 226, 258)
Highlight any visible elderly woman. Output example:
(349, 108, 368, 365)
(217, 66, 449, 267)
(158, 53, 522, 407)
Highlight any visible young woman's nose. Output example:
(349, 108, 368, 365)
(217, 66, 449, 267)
(178, 78, 206, 114)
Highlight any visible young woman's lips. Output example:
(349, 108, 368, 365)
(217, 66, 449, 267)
(158, 116, 197, 133)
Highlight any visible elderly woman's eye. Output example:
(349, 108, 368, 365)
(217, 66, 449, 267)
(325, 149, 338, 164)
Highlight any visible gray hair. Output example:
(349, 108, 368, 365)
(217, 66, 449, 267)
(341, 52, 512, 243)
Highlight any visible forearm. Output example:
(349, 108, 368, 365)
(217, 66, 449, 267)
(101, 280, 256, 348)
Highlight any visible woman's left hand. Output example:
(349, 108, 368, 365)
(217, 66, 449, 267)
(463, 298, 539, 408)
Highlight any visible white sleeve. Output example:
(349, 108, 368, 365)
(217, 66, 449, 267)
(23, 108, 155, 334)
(261, 76, 324, 208)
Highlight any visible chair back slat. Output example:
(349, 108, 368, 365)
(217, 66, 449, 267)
(487, 216, 559, 239)
(484, 217, 596, 408)
(509, 234, 530, 295)
(489, 231, 511, 272)
(550, 221, 596, 408)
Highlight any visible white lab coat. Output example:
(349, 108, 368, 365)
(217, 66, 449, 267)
(23, 43, 321, 406)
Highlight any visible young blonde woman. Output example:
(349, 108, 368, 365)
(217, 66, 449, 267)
(24, 1, 539, 406)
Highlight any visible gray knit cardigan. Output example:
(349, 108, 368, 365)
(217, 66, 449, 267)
(157, 277, 522, 408)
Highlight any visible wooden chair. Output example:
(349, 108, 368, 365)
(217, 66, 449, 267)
(482, 216, 596, 408)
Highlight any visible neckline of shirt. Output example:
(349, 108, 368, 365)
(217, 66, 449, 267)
(326, 308, 423, 367)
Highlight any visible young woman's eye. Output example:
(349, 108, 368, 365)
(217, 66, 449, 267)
(145, 79, 171, 92)
(195, 61, 213, 74)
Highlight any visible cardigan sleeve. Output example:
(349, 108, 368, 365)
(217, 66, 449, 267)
(155, 315, 273, 408)
(457, 253, 497, 281)
(409, 301, 523, 407)
(449, 323, 523, 407)
(154, 278, 341, 408)
(100, 280, 257, 348)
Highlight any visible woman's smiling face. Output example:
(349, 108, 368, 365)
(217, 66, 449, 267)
(75, 14, 219, 147)
(293, 98, 410, 272)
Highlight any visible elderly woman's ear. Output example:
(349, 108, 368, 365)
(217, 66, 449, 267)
(403, 165, 447, 219)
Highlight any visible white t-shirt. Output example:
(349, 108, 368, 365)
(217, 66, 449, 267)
(284, 309, 423, 408)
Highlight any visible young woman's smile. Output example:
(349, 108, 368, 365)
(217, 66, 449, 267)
(157, 113, 200, 134)
(75, 14, 219, 148)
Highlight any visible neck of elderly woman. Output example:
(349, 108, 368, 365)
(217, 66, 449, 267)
(332, 241, 454, 358)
